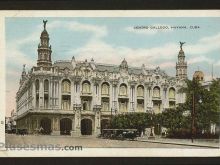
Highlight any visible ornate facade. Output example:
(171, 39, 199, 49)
(16, 21, 187, 136)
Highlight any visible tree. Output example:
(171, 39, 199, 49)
(111, 112, 153, 133)
(178, 78, 220, 134)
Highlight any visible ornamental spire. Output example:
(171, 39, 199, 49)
(43, 20, 48, 30)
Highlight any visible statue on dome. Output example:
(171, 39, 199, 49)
(179, 41, 185, 50)
(43, 20, 48, 30)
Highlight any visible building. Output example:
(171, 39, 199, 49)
(15, 20, 187, 136)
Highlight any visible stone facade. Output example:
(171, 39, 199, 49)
(15, 20, 187, 136)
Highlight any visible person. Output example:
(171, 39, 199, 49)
(141, 130, 144, 138)
(39, 126, 44, 134)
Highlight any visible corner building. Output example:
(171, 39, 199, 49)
(16, 21, 187, 136)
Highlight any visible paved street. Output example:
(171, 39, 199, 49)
(5, 134, 219, 148)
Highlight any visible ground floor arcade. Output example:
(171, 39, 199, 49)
(16, 112, 111, 136)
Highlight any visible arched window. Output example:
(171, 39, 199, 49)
(82, 81, 91, 93)
(137, 85, 144, 97)
(35, 79, 39, 92)
(44, 79, 49, 93)
(101, 82, 109, 95)
(169, 87, 175, 99)
(62, 79, 71, 93)
(119, 84, 127, 96)
(153, 86, 160, 98)
(35, 79, 40, 108)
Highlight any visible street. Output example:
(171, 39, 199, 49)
(5, 134, 218, 148)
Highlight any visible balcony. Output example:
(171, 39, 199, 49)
(101, 93, 110, 97)
(152, 96, 161, 101)
(118, 94, 128, 99)
(169, 97, 176, 101)
(137, 95, 144, 100)
(62, 90, 71, 95)
(81, 91, 92, 97)
(44, 90, 49, 94)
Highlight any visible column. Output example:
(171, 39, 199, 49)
(32, 82, 36, 110)
(134, 86, 137, 111)
(94, 107, 101, 136)
(39, 79, 44, 109)
(58, 80, 62, 109)
(70, 81, 74, 110)
(51, 116, 60, 135)
(109, 84, 112, 112)
(71, 107, 81, 136)
(49, 79, 52, 109)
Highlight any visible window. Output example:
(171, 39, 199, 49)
(153, 86, 160, 98)
(62, 79, 71, 93)
(44, 79, 49, 92)
(169, 88, 175, 99)
(101, 83, 109, 95)
(82, 81, 91, 94)
(119, 84, 127, 96)
(137, 85, 144, 97)
(35, 79, 39, 92)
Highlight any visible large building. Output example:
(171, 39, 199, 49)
(15, 20, 187, 136)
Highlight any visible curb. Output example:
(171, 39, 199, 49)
(137, 139, 219, 148)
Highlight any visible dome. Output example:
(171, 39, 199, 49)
(120, 58, 128, 68)
(193, 71, 204, 82)
(40, 29, 49, 38)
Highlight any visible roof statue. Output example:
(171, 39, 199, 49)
(179, 41, 185, 50)
(43, 20, 48, 30)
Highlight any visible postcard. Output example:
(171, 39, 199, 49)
(0, 10, 220, 157)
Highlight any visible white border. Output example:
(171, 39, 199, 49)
(0, 10, 220, 157)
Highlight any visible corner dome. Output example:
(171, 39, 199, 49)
(193, 70, 204, 82)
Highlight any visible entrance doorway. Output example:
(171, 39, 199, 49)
(60, 118, 72, 135)
(40, 118, 51, 135)
(81, 119, 92, 135)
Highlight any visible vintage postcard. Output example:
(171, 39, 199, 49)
(0, 10, 220, 157)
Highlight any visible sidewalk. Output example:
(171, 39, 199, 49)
(137, 136, 220, 148)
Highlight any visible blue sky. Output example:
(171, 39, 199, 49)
(5, 17, 220, 116)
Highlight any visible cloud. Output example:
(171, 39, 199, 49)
(68, 37, 179, 70)
(188, 56, 214, 65)
(125, 24, 173, 35)
(185, 32, 220, 55)
(48, 20, 107, 38)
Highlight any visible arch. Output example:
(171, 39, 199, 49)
(82, 80, 91, 93)
(60, 118, 72, 135)
(40, 117, 51, 135)
(153, 86, 160, 98)
(101, 119, 110, 133)
(137, 85, 144, 97)
(44, 79, 49, 92)
(35, 79, 40, 108)
(35, 79, 40, 91)
(82, 101, 88, 110)
(169, 87, 176, 99)
(62, 79, 71, 93)
(119, 83, 127, 96)
(101, 82, 110, 95)
(81, 119, 92, 135)
(44, 79, 49, 108)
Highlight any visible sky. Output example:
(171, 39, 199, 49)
(5, 17, 220, 116)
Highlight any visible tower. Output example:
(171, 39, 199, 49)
(37, 20, 52, 67)
(176, 42, 187, 79)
